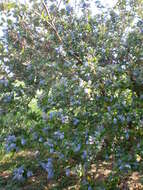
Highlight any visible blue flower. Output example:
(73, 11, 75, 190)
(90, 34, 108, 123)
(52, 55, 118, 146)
(47, 168, 54, 179)
(113, 118, 117, 124)
(58, 153, 64, 160)
(42, 126, 50, 134)
(118, 115, 125, 122)
(61, 115, 69, 124)
(47, 158, 53, 165)
(21, 138, 26, 145)
(28, 74, 33, 81)
(65, 168, 70, 177)
(54, 131, 64, 140)
(125, 164, 131, 169)
(10, 143, 16, 149)
(7, 135, 16, 142)
(82, 150, 87, 160)
(32, 132, 38, 140)
(41, 159, 53, 171)
(49, 111, 56, 120)
(5, 142, 17, 152)
(39, 79, 45, 85)
(88, 186, 93, 190)
(42, 111, 48, 121)
(27, 171, 33, 178)
(125, 132, 129, 140)
(82, 2, 90, 9)
(44, 139, 54, 148)
(39, 137, 43, 142)
(107, 106, 111, 112)
(65, 5, 73, 14)
(74, 144, 81, 152)
(16, 166, 24, 173)
(26, 64, 32, 70)
(73, 118, 79, 126)
(13, 173, 24, 181)
(40, 158, 54, 179)
(13, 166, 25, 181)
(0, 78, 8, 87)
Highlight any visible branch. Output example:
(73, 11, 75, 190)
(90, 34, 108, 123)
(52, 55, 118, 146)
(57, 0, 62, 10)
(36, 4, 83, 64)
(41, 2, 63, 43)
(71, 52, 83, 65)
(42, 1, 52, 21)
(35, 11, 62, 43)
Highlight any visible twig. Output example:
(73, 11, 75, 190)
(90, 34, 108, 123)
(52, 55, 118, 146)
(41, 2, 62, 43)
(42, 1, 52, 21)
(57, 0, 62, 10)
(36, 4, 83, 64)
(35, 10, 62, 43)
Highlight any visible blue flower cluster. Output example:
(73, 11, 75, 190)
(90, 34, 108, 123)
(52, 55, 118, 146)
(3, 94, 13, 103)
(13, 165, 33, 181)
(13, 166, 25, 181)
(5, 135, 17, 152)
(0, 78, 8, 87)
(61, 115, 69, 124)
(40, 158, 54, 179)
(73, 118, 79, 126)
(54, 130, 64, 140)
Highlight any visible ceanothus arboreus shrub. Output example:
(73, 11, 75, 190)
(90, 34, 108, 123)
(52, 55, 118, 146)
(0, 0, 143, 187)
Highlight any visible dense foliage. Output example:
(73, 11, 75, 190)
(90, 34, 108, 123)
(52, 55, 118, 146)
(0, 0, 143, 189)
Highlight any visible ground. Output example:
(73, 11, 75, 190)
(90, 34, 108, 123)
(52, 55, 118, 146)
(0, 150, 143, 190)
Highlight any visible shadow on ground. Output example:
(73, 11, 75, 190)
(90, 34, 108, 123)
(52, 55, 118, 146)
(0, 150, 143, 190)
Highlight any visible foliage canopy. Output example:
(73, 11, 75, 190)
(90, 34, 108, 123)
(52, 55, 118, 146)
(0, 0, 143, 189)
